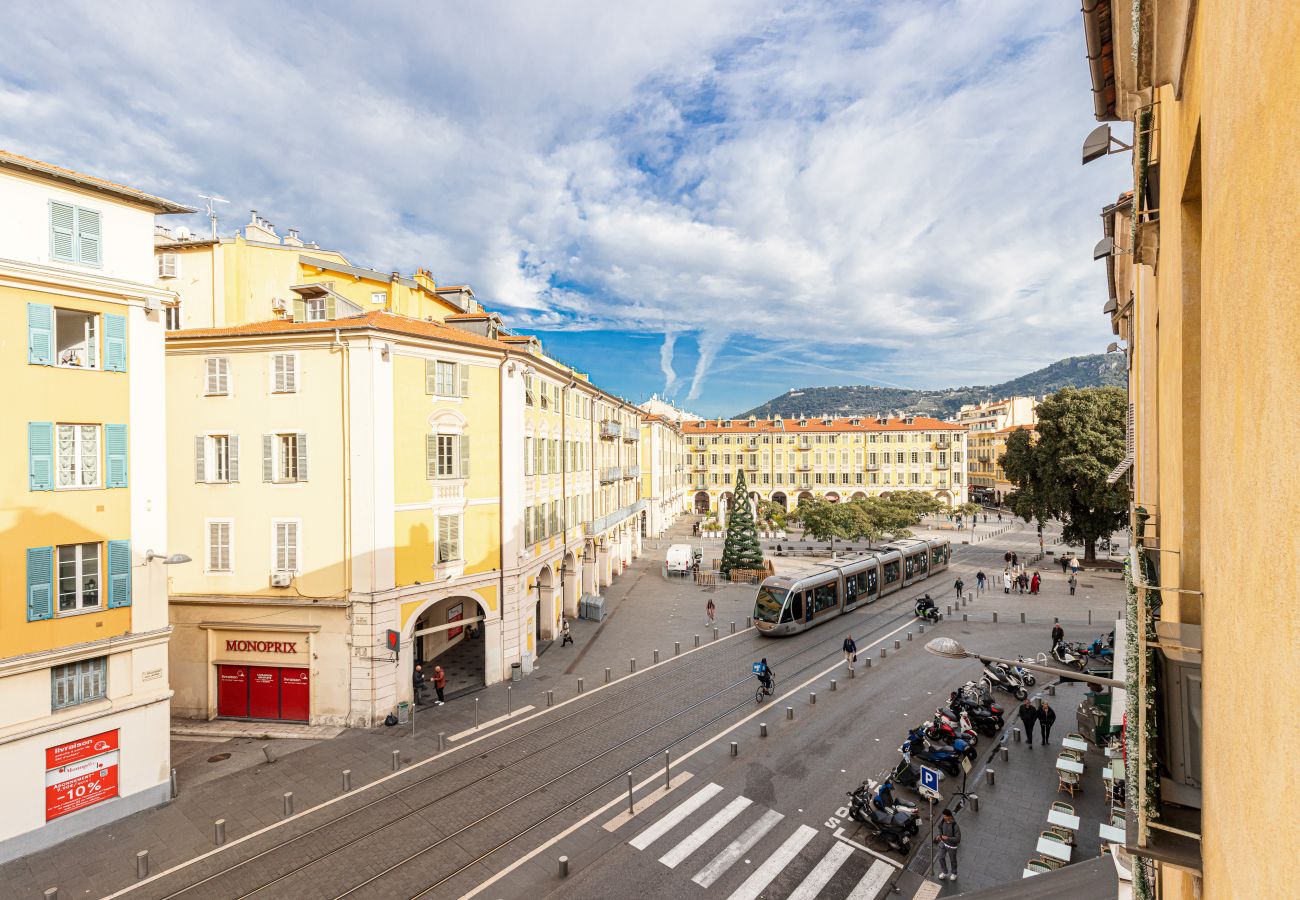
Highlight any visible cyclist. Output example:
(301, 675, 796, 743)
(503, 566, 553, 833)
(755, 657, 774, 695)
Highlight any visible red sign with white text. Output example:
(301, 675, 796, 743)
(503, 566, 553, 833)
(45, 730, 120, 821)
(45, 729, 119, 769)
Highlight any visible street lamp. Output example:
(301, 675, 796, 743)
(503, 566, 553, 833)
(144, 550, 192, 565)
(924, 637, 1123, 688)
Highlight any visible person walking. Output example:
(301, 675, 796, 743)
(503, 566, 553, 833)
(560, 619, 574, 646)
(1019, 572, 1029, 594)
(1039, 700, 1057, 746)
(1067, 573, 1078, 596)
(975, 570, 986, 594)
(432, 665, 447, 705)
(1011, 551, 1018, 567)
(1059, 555, 1069, 575)
(1030, 571, 1041, 595)
(412, 664, 427, 705)
(1004, 550, 1012, 567)
(1051, 622, 1064, 648)
(1069, 556, 1080, 575)
(1003, 570, 1012, 594)
(1018, 698, 1040, 748)
(997, 512, 1003, 522)
(953, 577, 964, 600)
(706, 598, 716, 627)
(934, 809, 961, 882)
(843, 635, 857, 671)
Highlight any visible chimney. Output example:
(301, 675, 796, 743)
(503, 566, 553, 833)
(283, 228, 304, 247)
(244, 209, 279, 243)
(413, 268, 437, 292)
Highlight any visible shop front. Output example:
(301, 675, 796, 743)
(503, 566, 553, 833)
(203, 626, 317, 723)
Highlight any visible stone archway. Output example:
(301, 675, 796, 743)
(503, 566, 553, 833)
(825, 492, 841, 503)
(406, 593, 492, 704)
(797, 490, 814, 506)
(694, 491, 710, 514)
(851, 491, 867, 501)
(536, 564, 558, 643)
(562, 551, 580, 619)
(770, 491, 787, 510)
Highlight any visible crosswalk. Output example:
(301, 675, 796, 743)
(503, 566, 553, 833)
(611, 781, 909, 899)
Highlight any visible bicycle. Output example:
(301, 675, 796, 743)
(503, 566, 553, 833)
(755, 674, 776, 703)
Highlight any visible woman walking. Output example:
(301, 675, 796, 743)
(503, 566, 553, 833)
(706, 598, 716, 627)
(1039, 700, 1057, 746)
(843, 635, 857, 671)
(1003, 570, 1012, 594)
(1030, 571, 1041, 595)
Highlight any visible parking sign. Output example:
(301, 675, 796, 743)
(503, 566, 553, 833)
(919, 765, 941, 799)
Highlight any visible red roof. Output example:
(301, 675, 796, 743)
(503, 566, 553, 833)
(167, 310, 508, 351)
(687, 416, 962, 434)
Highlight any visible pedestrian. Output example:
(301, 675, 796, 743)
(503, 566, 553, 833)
(997, 512, 1003, 522)
(1069, 556, 1080, 574)
(1068, 573, 1078, 596)
(560, 619, 574, 646)
(953, 577, 964, 600)
(1011, 551, 1018, 567)
(432, 665, 446, 705)
(1030, 571, 1041, 595)
(412, 664, 427, 704)
(1004, 550, 1012, 566)
(1051, 622, 1064, 647)
(983, 513, 988, 523)
(1003, 570, 1012, 594)
(934, 809, 961, 882)
(706, 598, 716, 626)
(843, 635, 857, 670)
(1039, 700, 1057, 746)
(1019, 572, 1029, 594)
(1059, 556, 1069, 575)
(1018, 698, 1039, 748)
(975, 570, 986, 593)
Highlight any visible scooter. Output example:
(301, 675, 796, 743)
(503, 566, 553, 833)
(888, 754, 934, 790)
(903, 728, 973, 776)
(1013, 656, 1038, 686)
(934, 707, 980, 744)
(865, 778, 920, 831)
(982, 661, 1029, 700)
(847, 781, 915, 854)
(925, 713, 978, 747)
(955, 682, 1005, 729)
(1086, 634, 1114, 661)
(914, 594, 939, 623)
(1052, 641, 1090, 672)
(995, 661, 1031, 695)
(950, 700, 1001, 737)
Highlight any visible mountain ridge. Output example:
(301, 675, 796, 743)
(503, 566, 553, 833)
(735, 354, 1126, 419)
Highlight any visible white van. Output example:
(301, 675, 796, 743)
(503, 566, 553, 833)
(666, 544, 694, 574)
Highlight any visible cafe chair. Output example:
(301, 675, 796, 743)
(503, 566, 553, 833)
(1057, 769, 1081, 797)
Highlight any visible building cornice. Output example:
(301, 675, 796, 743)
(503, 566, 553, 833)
(0, 626, 172, 677)
(0, 258, 179, 305)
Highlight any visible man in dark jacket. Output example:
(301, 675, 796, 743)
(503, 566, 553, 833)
(1051, 622, 1064, 647)
(1039, 700, 1057, 746)
(412, 664, 427, 704)
(842, 635, 857, 671)
(953, 577, 964, 599)
(935, 809, 961, 881)
(1018, 698, 1039, 747)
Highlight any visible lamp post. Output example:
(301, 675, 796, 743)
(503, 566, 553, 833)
(144, 551, 193, 566)
(923, 637, 1123, 688)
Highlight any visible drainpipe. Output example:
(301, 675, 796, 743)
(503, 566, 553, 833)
(498, 353, 509, 682)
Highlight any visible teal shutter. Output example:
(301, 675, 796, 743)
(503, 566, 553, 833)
(107, 540, 131, 608)
(50, 201, 75, 262)
(103, 314, 126, 371)
(76, 208, 102, 266)
(27, 546, 54, 621)
(104, 424, 128, 488)
(28, 422, 54, 490)
(27, 303, 54, 365)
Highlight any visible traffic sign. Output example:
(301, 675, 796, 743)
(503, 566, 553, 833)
(919, 765, 941, 799)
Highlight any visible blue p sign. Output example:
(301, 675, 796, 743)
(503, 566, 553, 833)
(920, 765, 940, 794)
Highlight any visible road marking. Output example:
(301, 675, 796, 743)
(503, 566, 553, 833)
(725, 823, 817, 900)
(629, 783, 723, 850)
(459, 615, 917, 900)
(831, 827, 905, 868)
(659, 796, 753, 868)
(446, 706, 536, 742)
(847, 859, 894, 900)
(787, 840, 854, 900)
(911, 880, 942, 900)
(692, 808, 785, 888)
(602, 772, 694, 832)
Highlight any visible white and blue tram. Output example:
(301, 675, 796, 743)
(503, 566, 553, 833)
(753, 538, 951, 636)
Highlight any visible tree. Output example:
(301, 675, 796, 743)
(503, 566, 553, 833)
(756, 499, 787, 531)
(720, 470, 764, 576)
(999, 387, 1127, 562)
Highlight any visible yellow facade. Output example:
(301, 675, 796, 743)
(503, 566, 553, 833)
(1085, 2, 1300, 896)
(967, 426, 1029, 504)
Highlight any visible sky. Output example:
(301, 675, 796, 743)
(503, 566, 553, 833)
(0, 1, 1129, 416)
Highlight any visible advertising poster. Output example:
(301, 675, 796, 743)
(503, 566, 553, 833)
(46, 729, 119, 821)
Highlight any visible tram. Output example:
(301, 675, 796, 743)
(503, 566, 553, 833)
(753, 538, 951, 636)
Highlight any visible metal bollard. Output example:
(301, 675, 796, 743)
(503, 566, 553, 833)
(605, 667, 612, 684)
(986, 768, 996, 785)
(849, 665, 856, 678)
(760, 722, 768, 737)
(831, 679, 837, 691)
(630, 658, 637, 674)
(713, 627, 719, 641)
(664, 751, 671, 789)
(786, 706, 794, 720)
(919, 625, 925, 634)
(809, 692, 817, 705)
(730, 741, 738, 757)
(1013, 727, 1021, 743)
(880, 647, 887, 658)
(894, 639, 900, 650)
(1088, 609, 1093, 625)
(993, 612, 999, 623)
(864, 657, 872, 669)
(1048, 684, 1056, 696)
(262, 745, 276, 764)
(694, 634, 701, 648)
(136, 850, 149, 880)
(627, 772, 635, 814)
(1020, 612, 1026, 624)
(508, 685, 512, 714)
(970, 793, 980, 812)
(907, 632, 913, 641)
(283, 792, 294, 817)
(343, 769, 353, 792)
(967, 591, 973, 604)
(475, 697, 480, 728)
(1000, 746, 1009, 763)
(546, 690, 554, 707)
(747, 616, 753, 628)
(675, 641, 681, 656)
(947, 605, 952, 616)
(392, 750, 401, 771)
(44, 889, 58, 900)
(214, 819, 226, 845)
(170, 768, 178, 799)
(654, 649, 660, 664)
(578, 677, 585, 694)
(558, 856, 570, 878)
(730, 621, 736, 634)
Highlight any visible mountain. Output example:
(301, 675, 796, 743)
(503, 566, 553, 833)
(736, 354, 1126, 419)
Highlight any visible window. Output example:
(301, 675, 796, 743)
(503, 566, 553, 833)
(437, 514, 462, 562)
(164, 304, 182, 331)
(57, 543, 100, 613)
(206, 357, 230, 395)
(426, 433, 470, 480)
(195, 434, 238, 482)
(207, 520, 233, 572)
(263, 433, 308, 483)
(525, 375, 535, 405)
(539, 383, 549, 409)
(49, 201, 101, 266)
(157, 252, 178, 278)
(51, 657, 106, 711)
(304, 298, 326, 321)
(273, 520, 300, 573)
(54, 308, 97, 369)
(371, 291, 386, 305)
(524, 506, 534, 545)
(272, 354, 297, 393)
(56, 424, 99, 488)
(436, 360, 457, 396)
(896, 452, 905, 464)
(278, 434, 299, 480)
(910, 452, 919, 464)
(525, 437, 534, 476)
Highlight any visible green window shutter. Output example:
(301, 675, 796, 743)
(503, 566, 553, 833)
(50, 201, 75, 262)
(28, 422, 54, 491)
(459, 363, 470, 397)
(76, 207, 102, 266)
(27, 546, 54, 621)
(262, 434, 274, 482)
(296, 433, 309, 481)
(459, 434, 470, 479)
(104, 423, 128, 487)
(107, 540, 132, 608)
(195, 435, 207, 482)
(425, 359, 436, 394)
(325, 296, 336, 320)
(103, 314, 127, 372)
(292, 298, 306, 322)
(229, 435, 240, 482)
(426, 434, 437, 479)
(27, 303, 54, 365)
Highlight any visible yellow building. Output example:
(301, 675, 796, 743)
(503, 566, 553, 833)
(1083, 2, 1300, 897)
(684, 415, 968, 516)
(639, 414, 690, 538)
(955, 395, 1038, 433)
(0, 152, 189, 860)
(968, 425, 1032, 505)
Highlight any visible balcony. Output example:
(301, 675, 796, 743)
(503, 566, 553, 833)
(796, 463, 812, 472)
(866, 463, 881, 471)
(692, 463, 708, 472)
(624, 429, 640, 443)
(798, 440, 813, 449)
(586, 498, 647, 537)
(600, 466, 622, 483)
(624, 465, 641, 479)
(936, 440, 951, 449)
(600, 421, 621, 440)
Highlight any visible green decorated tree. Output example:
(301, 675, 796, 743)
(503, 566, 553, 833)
(720, 470, 764, 576)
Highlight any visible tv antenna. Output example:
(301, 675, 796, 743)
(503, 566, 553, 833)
(198, 194, 228, 239)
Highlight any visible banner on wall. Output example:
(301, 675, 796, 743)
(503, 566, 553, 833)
(45, 729, 120, 821)
(447, 603, 464, 640)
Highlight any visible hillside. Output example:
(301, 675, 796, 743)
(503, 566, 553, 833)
(737, 354, 1126, 419)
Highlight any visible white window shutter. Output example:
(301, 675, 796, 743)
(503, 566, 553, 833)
(459, 363, 469, 397)
(425, 359, 436, 394)
(229, 435, 240, 482)
(426, 434, 438, 480)
(296, 433, 309, 481)
(195, 436, 207, 482)
(284, 355, 296, 392)
(262, 434, 274, 482)
(459, 434, 470, 479)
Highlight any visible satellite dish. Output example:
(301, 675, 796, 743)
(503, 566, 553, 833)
(1093, 236, 1115, 260)
(1082, 124, 1112, 165)
(175, 226, 192, 240)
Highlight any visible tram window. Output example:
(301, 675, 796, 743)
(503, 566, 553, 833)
(814, 583, 837, 613)
(867, 569, 879, 594)
(791, 591, 804, 620)
(904, 556, 915, 577)
(884, 561, 900, 583)
(755, 586, 788, 624)
(919, 553, 928, 572)
(845, 575, 858, 601)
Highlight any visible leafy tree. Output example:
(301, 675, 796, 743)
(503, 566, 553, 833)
(888, 490, 945, 519)
(1000, 387, 1127, 562)
(756, 499, 787, 530)
(720, 471, 764, 576)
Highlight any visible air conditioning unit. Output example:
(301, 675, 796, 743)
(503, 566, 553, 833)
(142, 296, 158, 312)
(270, 572, 293, 587)
(271, 297, 287, 312)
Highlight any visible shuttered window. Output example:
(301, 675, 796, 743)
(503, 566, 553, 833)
(263, 433, 308, 482)
(205, 357, 230, 395)
(273, 520, 300, 572)
(56, 424, 101, 488)
(196, 434, 239, 482)
(437, 514, 461, 563)
(207, 521, 233, 572)
(57, 543, 101, 613)
(52, 657, 107, 711)
(272, 354, 297, 393)
(50, 202, 102, 266)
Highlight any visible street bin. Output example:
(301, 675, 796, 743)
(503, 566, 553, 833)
(397, 701, 410, 725)
(511, 662, 522, 682)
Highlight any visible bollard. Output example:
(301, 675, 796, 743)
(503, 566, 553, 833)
(170, 768, 178, 799)
(675, 641, 681, 656)
(907, 631, 913, 641)
(654, 649, 660, 664)
(558, 856, 570, 878)
(630, 658, 637, 674)
(881, 647, 887, 659)
(1013, 727, 1021, 743)
(694, 634, 701, 648)
(136, 851, 149, 880)
(713, 627, 719, 641)
(439, 730, 447, 751)
(605, 667, 612, 684)
(546, 690, 554, 707)
(993, 612, 999, 623)
(809, 692, 817, 705)
(760, 722, 768, 737)
(343, 769, 353, 792)
(849, 665, 856, 678)
(963, 614, 968, 622)
(1020, 612, 1026, 624)
(214, 819, 226, 845)
(947, 605, 952, 616)
(578, 677, 585, 694)
(986, 768, 996, 785)
(894, 639, 900, 650)
(262, 745, 276, 764)
(44, 890, 58, 900)
(967, 591, 973, 604)
(475, 697, 480, 728)
(664, 751, 671, 790)
(730, 741, 738, 757)
(1048, 684, 1056, 696)
(747, 616, 753, 628)
(971, 793, 980, 812)
(283, 792, 294, 817)
(864, 657, 872, 669)
(392, 750, 401, 771)
(919, 625, 925, 634)
(831, 679, 837, 691)
(1000, 746, 1009, 763)
(1088, 609, 1093, 625)
(786, 706, 794, 720)
(508, 685, 512, 714)
(628, 772, 635, 814)
(730, 621, 736, 634)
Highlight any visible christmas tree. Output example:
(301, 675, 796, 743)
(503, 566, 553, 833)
(720, 469, 764, 577)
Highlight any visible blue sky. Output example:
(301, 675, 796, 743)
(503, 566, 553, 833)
(0, 1, 1129, 416)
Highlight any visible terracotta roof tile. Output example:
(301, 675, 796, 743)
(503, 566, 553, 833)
(167, 310, 509, 351)
(0, 149, 193, 214)
(685, 415, 962, 434)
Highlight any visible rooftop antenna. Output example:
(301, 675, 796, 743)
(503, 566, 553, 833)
(198, 194, 229, 239)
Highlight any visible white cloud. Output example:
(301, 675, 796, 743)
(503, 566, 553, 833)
(0, 0, 1124, 402)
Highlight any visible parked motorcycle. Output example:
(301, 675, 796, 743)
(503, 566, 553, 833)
(865, 778, 920, 829)
(1013, 656, 1038, 686)
(934, 706, 980, 744)
(903, 727, 973, 775)
(914, 594, 939, 623)
(925, 713, 978, 747)
(847, 781, 915, 854)
(1086, 634, 1115, 661)
(887, 754, 933, 790)
(1052, 641, 1090, 672)
(982, 661, 1029, 700)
